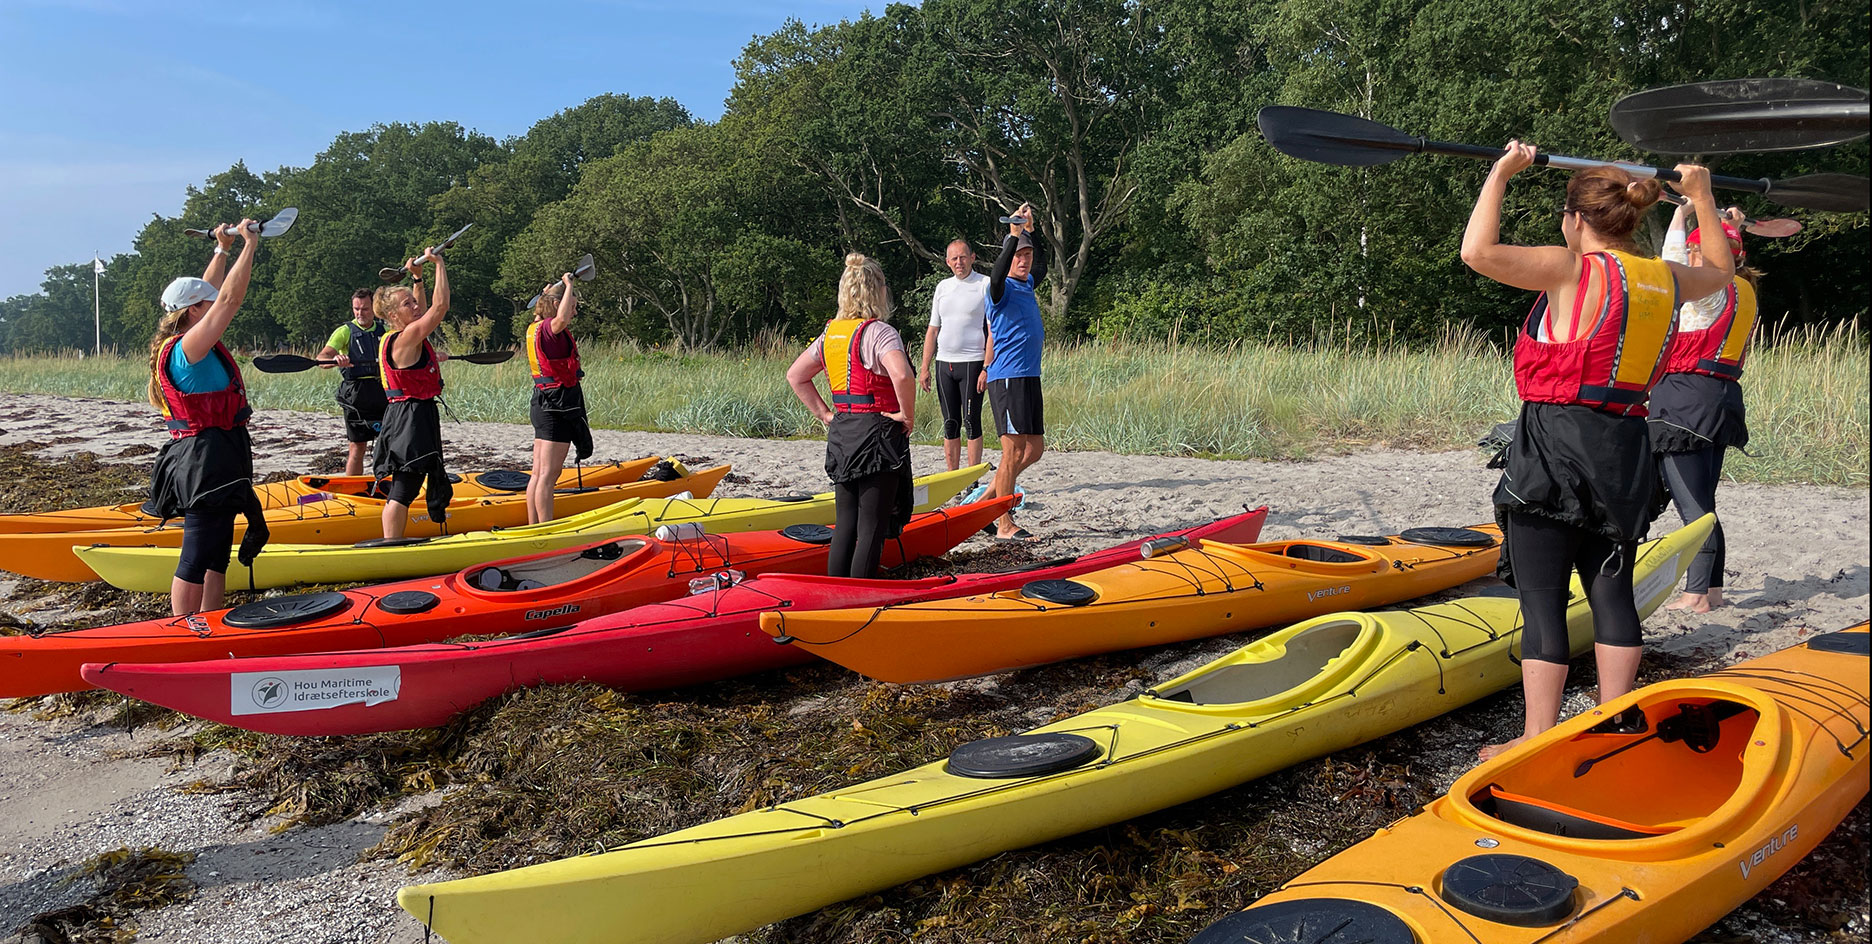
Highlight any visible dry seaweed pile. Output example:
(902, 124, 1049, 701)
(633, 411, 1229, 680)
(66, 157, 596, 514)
(14, 847, 195, 944)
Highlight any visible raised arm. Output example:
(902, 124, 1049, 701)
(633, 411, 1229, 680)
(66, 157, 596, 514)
(550, 273, 578, 333)
(200, 225, 237, 288)
(1459, 142, 1579, 293)
(397, 249, 451, 353)
(1663, 165, 1734, 300)
(180, 219, 259, 363)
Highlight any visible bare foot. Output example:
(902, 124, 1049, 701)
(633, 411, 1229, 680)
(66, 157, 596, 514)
(1478, 736, 1526, 761)
(1705, 588, 1726, 609)
(1664, 592, 1704, 611)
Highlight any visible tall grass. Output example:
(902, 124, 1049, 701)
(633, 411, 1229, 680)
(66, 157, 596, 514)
(2, 326, 1863, 485)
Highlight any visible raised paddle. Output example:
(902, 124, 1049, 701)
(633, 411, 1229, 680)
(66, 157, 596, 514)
(525, 253, 597, 308)
(1656, 191, 1803, 238)
(377, 221, 475, 283)
(183, 208, 299, 240)
(1610, 78, 1870, 155)
(1256, 106, 1871, 213)
(251, 350, 515, 374)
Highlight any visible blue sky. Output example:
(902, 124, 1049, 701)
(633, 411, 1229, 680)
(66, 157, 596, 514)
(0, 0, 879, 300)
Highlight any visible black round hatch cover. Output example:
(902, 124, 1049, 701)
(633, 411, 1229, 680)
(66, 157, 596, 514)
(1440, 854, 1578, 927)
(1809, 631, 1870, 656)
(1191, 899, 1419, 944)
(946, 733, 1101, 779)
(1399, 527, 1497, 547)
(474, 469, 532, 491)
(1021, 579, 1098, 606)
(353, 537, 432, 548)
(781, 523, 835, 544)
(1337, 534, 1393, 545)
(378, 590, 440, 614)
(224, 591, 352, 629)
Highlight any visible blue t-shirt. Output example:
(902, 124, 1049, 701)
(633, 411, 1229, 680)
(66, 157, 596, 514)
(167, 343, 232, 394)
(984, 275, 1043, 382)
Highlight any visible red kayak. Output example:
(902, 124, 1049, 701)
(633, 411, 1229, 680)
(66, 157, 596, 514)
(83, 507, 1268, 735)
(14, 497, 1013, 699)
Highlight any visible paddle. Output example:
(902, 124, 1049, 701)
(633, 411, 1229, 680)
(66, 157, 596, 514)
(1610, 78, 1870, 155)
(1256, 106, 1871, 212)
(183, 208, 300, 240)
(377, 222, 475, 283)
(251, 350, 515, 374)
(1656, 191, 1803, 238)
(525, 253, 597, 308)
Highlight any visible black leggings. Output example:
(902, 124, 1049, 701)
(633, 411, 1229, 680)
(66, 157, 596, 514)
(175, 508, 237, 583)
(829, 469, 899, 579)
(1506, 511, 1642, 664)
(934, 360, 984, 441)
(381, 471, 425, 507)
(1659, 448, 1726, 593)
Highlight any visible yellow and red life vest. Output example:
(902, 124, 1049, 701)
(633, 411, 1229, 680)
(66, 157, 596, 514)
(1513, 249, 1679, 417)
(155, 337, 250, 438)
(379, 330, 443, 402)
(526, 320, 583, 390)
(1663, 276, 1757, 381)
(825, 318, 898, 414)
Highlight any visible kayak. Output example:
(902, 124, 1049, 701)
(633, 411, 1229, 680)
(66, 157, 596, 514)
(81, 507, 1268, 736)
(393, 516, 1714, 944)
(1196, 619, 1868, 944)
(762, 524, 1505, 682)
(0, 457, 663, 534)
(13, 498, 1011, 700)
(1, 462, 731, 583)
(72, 464, 984, 591)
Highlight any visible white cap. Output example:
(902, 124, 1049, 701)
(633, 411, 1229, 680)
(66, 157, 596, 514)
(160, 277, 219, 312)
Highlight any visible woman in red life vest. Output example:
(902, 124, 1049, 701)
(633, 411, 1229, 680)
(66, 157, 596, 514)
(1462, 144, 1734, 759)
(1652, 205, 1759, 613)
(372, 246, 453, 539)
(524, 272, 592, 524)
(146, 218, 269, 615)
(785, 253, 917, 578)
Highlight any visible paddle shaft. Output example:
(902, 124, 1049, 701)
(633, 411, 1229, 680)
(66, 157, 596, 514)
(1406, 137, 1773, 195)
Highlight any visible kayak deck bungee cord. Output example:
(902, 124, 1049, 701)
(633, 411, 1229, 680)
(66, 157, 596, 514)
(393, 517, 1713, 944)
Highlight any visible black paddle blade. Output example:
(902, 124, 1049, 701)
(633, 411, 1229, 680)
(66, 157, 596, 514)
(1763, 173, 1870, 213)
(377, 266, 405, 283)
(455, 350, 515, 365)
(251, 353, 324, 373)
(1257, 106, 1424, 167)
(1612, 78, 1870, 155)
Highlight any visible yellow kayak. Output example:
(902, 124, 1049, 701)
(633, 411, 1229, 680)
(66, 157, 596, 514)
(396, 516, 1715, 944)
(77, 464, 986, 591)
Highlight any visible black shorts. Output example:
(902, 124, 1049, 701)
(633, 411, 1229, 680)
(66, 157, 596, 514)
(336, 379, 386, 444)
(987, 376, 1044, 437)
(530, 385, 590, 446)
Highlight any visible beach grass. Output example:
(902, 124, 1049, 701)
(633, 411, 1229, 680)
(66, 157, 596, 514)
(2, 325, 1863, 485)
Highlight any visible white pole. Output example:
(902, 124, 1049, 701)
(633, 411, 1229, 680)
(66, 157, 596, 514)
(93, 252, 102, 355)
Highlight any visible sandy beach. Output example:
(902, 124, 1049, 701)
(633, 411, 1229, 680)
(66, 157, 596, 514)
(1, 390, 1866, 943)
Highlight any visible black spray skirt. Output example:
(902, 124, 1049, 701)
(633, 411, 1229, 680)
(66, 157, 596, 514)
(825, 411, 913, 538)
(1647, 373, 1748, 454)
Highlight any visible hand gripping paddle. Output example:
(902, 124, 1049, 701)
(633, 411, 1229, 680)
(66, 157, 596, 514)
(526, 253, 597, 308)
(184, 207, 299, 240)
(252, 349, 514, 374)
(1656, 191, 1802, 238)
(378, 221, 475, 283)
(1256, 106, 1870, 212)
(1610, 78, 1870, 155)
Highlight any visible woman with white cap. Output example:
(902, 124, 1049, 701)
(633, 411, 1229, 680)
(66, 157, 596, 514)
(145, 218, 267, 615)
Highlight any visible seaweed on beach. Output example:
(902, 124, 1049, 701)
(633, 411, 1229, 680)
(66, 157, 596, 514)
(0, 445, 149, 517)
(13, 846, 195, 944)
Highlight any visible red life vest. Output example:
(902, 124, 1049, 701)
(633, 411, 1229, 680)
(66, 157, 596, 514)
(156, 337, 250, 438)
(1513, 249, 1679, 417)
(1663, 276, 1757, 380)
(379, 330, 443, 402)
(824, 318, 899, 414)
(526, 320, 582, 389)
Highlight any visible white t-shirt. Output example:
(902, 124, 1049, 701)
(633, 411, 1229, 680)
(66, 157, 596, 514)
(929, 272, 988, 361)
(1661, 230, 1729, 332)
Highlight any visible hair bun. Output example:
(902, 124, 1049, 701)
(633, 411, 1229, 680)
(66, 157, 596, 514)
(844, 251, 867, 270)
(1625, 178, 1662, 209)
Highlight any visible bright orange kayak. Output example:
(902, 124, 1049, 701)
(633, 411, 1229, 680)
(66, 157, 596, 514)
(1195, 623, 1870, 944)
(0, 462, 729, 583)
(0, 456, 662, 534)
(762, 525, 1502, 682)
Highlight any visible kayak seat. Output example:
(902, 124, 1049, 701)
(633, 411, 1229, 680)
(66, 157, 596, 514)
(472, 568, 512, 591)
(1475, 784, 1677, 840)
(1283, 544, 1365, 564)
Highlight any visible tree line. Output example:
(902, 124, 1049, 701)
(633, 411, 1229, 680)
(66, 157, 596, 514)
(3, 0, 1865, 356)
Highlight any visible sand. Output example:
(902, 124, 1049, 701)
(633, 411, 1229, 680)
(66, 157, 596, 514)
(0, 391, 1865, 943)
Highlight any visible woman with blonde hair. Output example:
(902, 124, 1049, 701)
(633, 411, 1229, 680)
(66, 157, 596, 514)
(372, 246, 453, 539)
(145, 219, 268, 614)
(1461, 145, 1733, 758)
(524, 272, 592, 524)
(786, 252, 916, 578)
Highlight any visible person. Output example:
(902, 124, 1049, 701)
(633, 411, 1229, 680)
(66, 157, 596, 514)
(1460, 144, 1733, 759)
(978, 203, 1047, 540)
(786, 252, 917, 579)
(315, 288, 388, 476)
(524, 271, 594, 524)
(918, 238, 989, 471)
(373, 247, 454, 540)
(1651, 204, 1759, 613)
(145, 219, 270, 615)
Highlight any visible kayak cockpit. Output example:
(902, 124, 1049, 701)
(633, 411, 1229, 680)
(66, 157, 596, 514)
(1149, 618, 1377, 707)
(1210, 541, 1385, 573)
(465, 539, 649, 593)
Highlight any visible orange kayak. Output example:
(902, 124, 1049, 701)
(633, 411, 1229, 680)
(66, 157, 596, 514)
(762, 525, 1501, 682)
(0, 463, 730, 583)
(0, 456, 662, 534)
(1196, 623, 1870, 944)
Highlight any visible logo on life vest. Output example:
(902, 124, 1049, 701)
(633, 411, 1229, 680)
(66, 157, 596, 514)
(524, 603, 582, 621)
(1307, 585, 1352, 603)
(1738, 823, 1799, 880)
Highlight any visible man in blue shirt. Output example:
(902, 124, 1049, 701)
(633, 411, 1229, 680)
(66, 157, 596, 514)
(979, 204, 1048, 540)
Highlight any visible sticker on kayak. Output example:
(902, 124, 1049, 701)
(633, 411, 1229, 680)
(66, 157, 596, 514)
(295, 491, 336, 505)
(915, 485, 929, 507)
(230, 666, 400, 715)
(1633, 551, 1683, 609)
